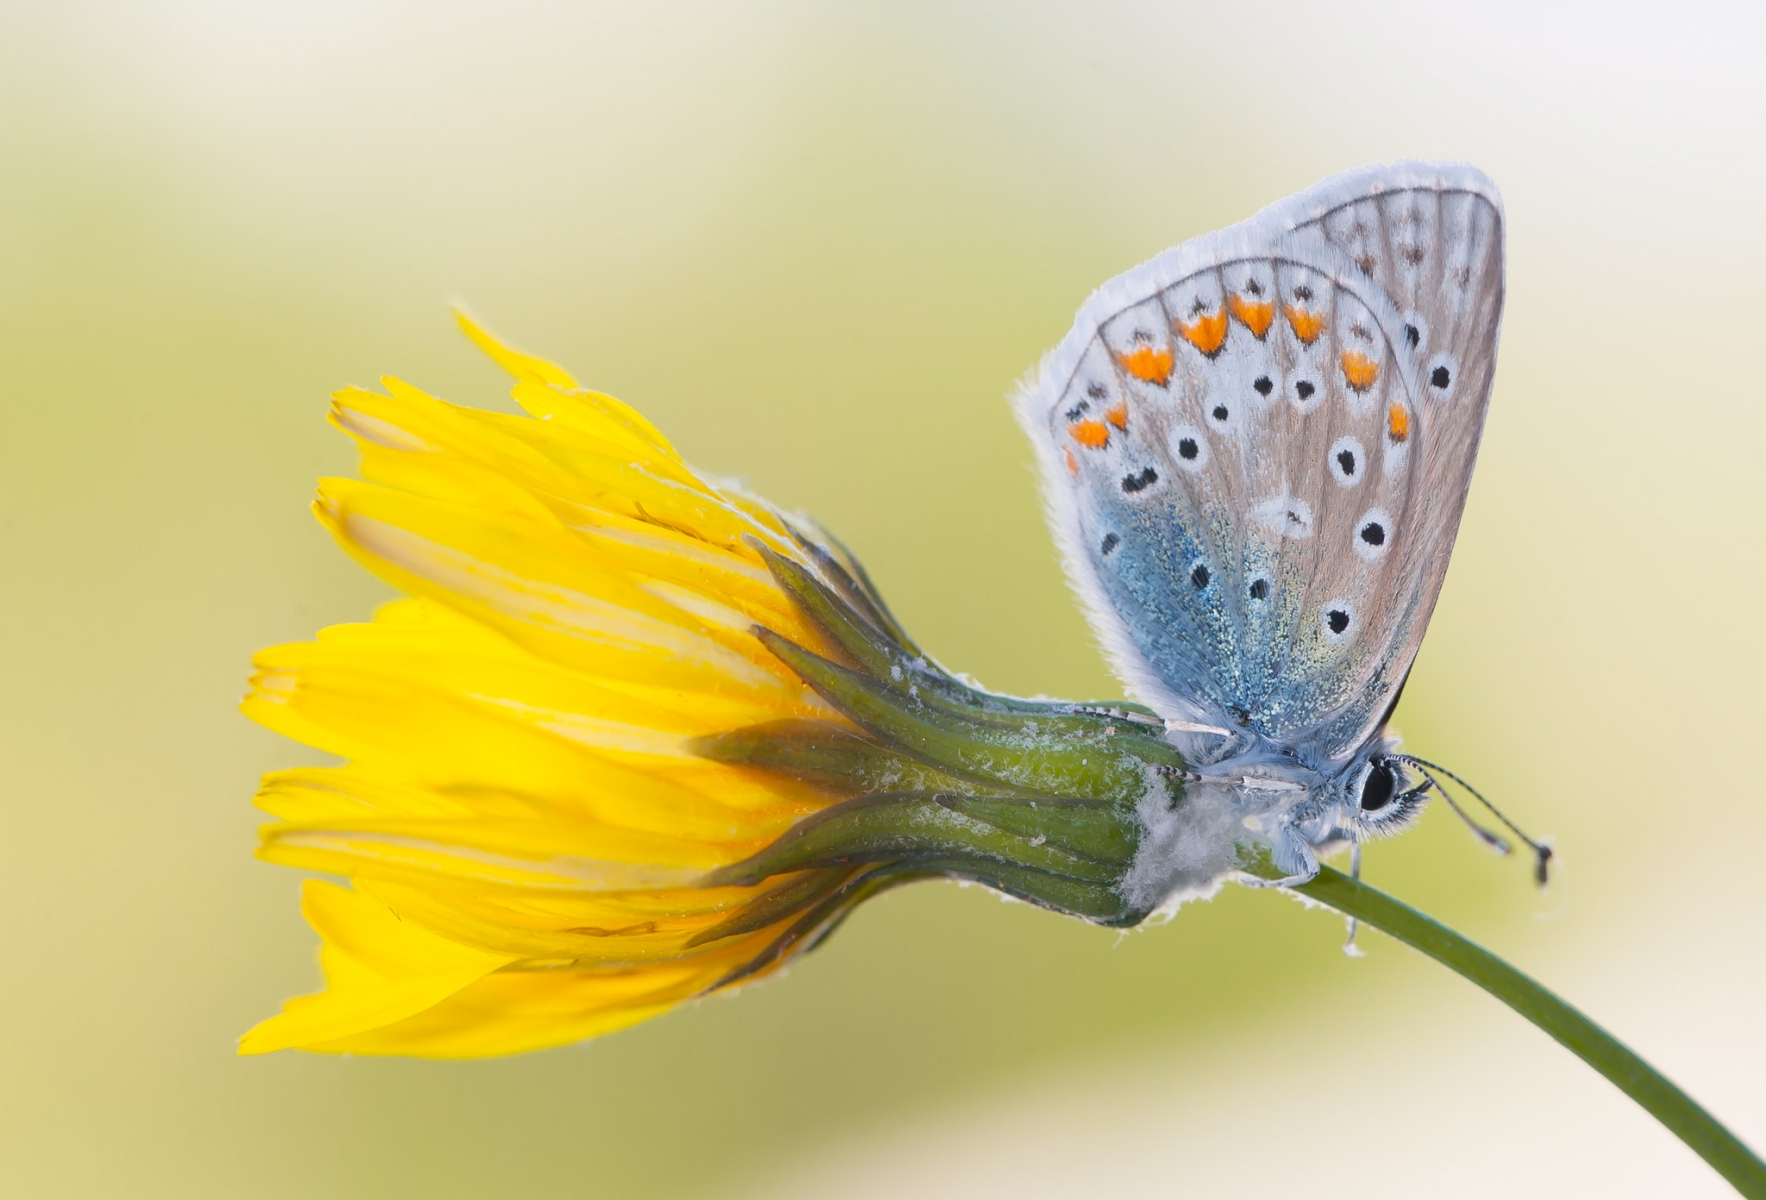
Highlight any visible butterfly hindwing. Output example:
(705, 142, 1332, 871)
(1019, 162, 1503, 760)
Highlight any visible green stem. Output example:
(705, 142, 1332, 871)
(1289, 865, 1766, 1199)
(738, 542, 1760, 1191)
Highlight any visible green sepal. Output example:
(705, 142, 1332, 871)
(930, 856, 1147, 925)
(684, 865, 859, 949)
(937, 794, 1141, 865)
(757, 543, 1167, 731)
(705, 792, 1128, 888)
(753, 628, 1179, 803)
(687, 719, 1017, 797)
(706, 853, 1147, 991)
(708, 862, 938, 990)
(782, 523, 924, 658)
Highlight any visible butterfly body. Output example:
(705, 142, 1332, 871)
(1018, 162, 1504, 905)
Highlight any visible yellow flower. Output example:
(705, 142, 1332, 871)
(243, 315, 1186, 1058)
(241, 315, 888, 1057)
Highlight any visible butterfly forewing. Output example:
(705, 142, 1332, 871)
(1288, 170, 1504, 753)
(1021, 162, 1502, 761)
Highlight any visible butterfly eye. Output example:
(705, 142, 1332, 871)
(1359, 760, 1398, 812)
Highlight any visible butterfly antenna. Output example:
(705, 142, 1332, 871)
(1413, 766, 1511, 856)
(1398, 755, 1553, 887)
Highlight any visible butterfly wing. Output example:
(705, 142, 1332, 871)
(1016, 162, 1502, 762)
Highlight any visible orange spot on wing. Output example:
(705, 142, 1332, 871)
(1284, 304, 1326, 345)
(1117, 344, 1174, 385)
(1064, 447, 1080, 475)
(1105, 401, 1128, 430)
(1069, 419, 1110, 449)
(1227, 295, 1275, 338)
(1176, 309, 1229, 357)
(1387, 402, 1410, 442)
(1341, 350, 1380, 392)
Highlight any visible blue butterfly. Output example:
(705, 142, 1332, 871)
(1017, 161, 1532, 907)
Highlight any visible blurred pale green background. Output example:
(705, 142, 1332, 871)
(2, 2, 1763, 1197)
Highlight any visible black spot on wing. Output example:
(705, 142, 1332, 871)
(1121, 467, 1158, 494)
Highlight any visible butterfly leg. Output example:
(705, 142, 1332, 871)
(1342, 842, 1366, 957)
(1240, 825, 1320, 888)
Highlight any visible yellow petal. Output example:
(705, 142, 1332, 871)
(238, 879, 516, 1055)
(452, 308, 680, 464)
(312, 478, 810, 697)
(452, 307, 581, 390)
(257, 817, 728, 890)
(297, 943, 775, 1058)
(244, 639, 829, 830)
(254, 765, 474, 822)
(360, 878, 760, 963)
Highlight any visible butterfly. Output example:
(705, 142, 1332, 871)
(1016, 162, 1506, 904)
